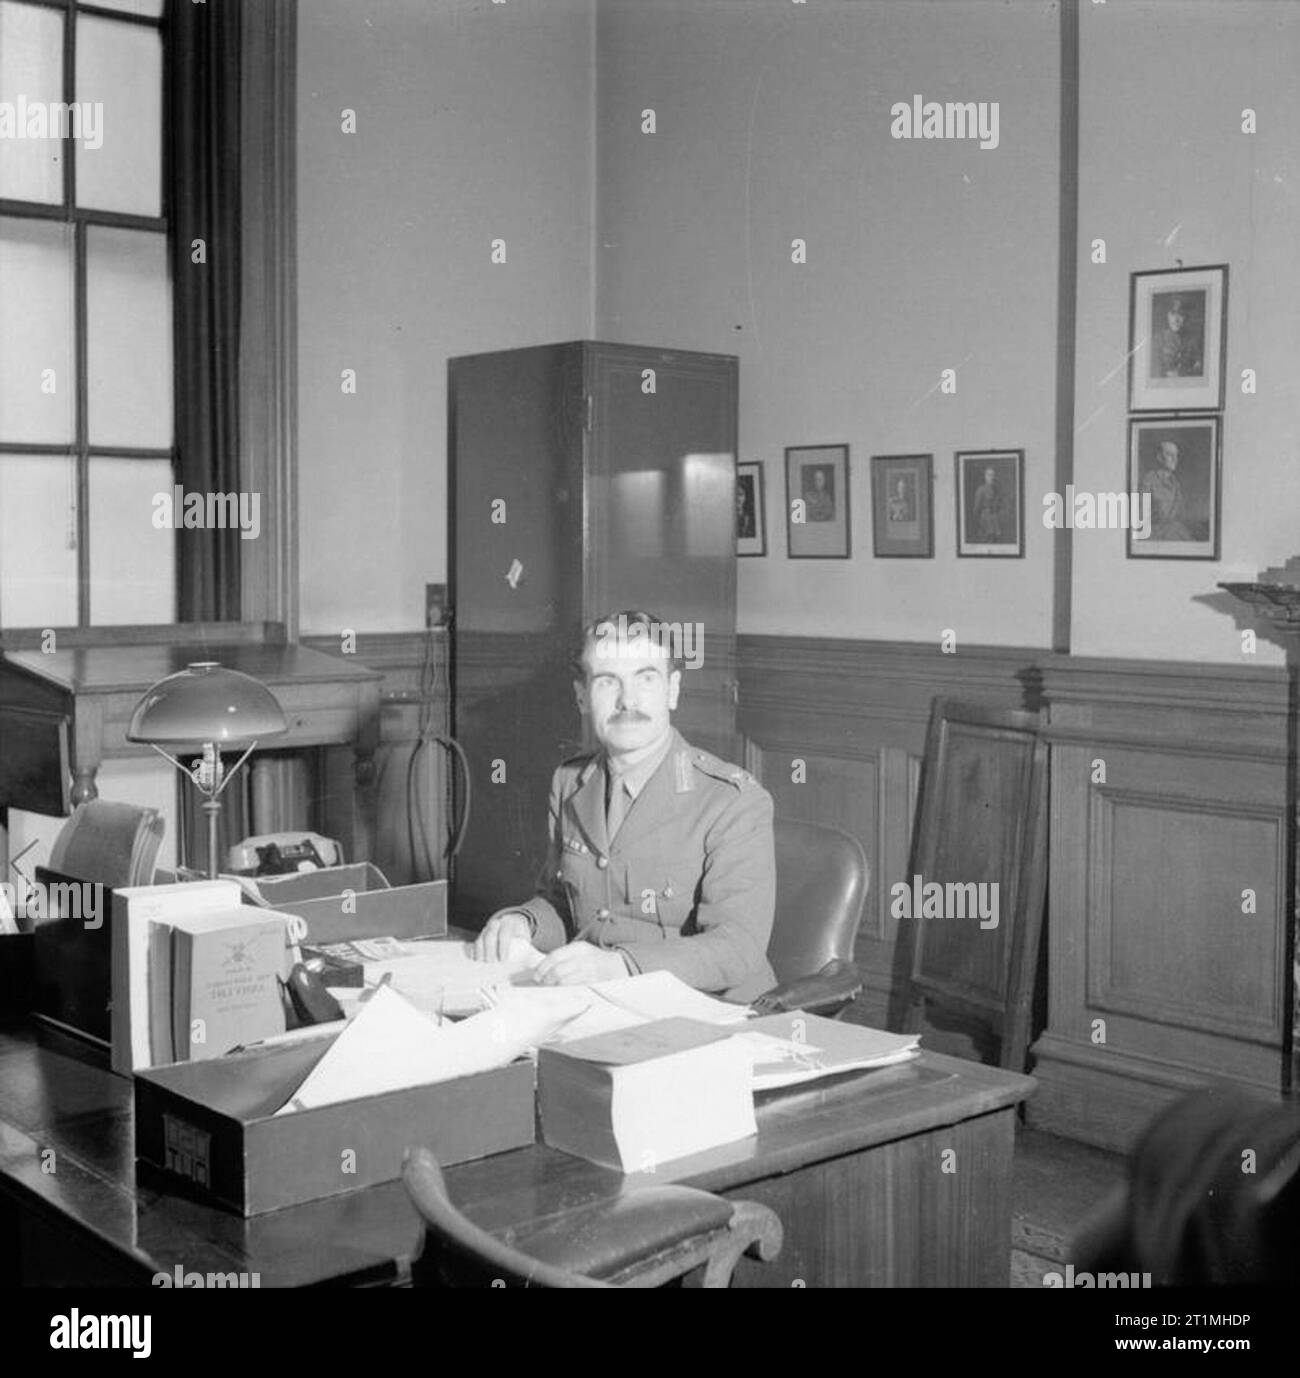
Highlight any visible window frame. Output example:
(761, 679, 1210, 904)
(0, 0, 298, 648)
(0, 0, 174, 631)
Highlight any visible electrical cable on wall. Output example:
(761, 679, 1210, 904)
(405, 620, 469, 880)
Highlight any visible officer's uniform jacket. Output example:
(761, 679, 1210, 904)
(516, 729, 776, 1004)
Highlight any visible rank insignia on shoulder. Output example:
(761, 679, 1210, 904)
(674, 751, 695, 793)
(690, 750, 753, 789)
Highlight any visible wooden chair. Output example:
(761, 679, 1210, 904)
(888, 699, 1048, 1071)
(403, 1148, 783, 1287)
(752, 817, 869, 1018)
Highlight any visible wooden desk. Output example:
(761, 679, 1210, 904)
(0, 1020, 1033, 1287)
(0, 642, 382, 866)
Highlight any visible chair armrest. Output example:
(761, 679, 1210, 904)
(751, 957, 863, 1018)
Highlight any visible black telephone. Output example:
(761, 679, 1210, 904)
(227, 831, 342, 876)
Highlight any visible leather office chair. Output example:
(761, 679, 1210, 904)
(48, 799, 164, 889)
(1072, 1085, 1300, 1285)
(403, 1147, 783, 1287)
(752, 817, 869, 1018)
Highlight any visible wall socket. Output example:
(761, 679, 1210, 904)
(425, 583, 449, 629)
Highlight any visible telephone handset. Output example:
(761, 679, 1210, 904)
(227, 831, 342, 876)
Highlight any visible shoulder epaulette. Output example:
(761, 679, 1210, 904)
(690, 749, 755, 790)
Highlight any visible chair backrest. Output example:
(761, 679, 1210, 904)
(888, 698, 1048, 1071)
(404, 1148, 606, 1288)
(49, 799, 164, 890)
(403, 1147, 783, 1288)
(767, 817, 869, 984)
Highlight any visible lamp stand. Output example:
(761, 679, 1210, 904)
(145, 739, 259, 880)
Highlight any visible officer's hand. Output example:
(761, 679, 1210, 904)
(534, 941, 630, 986)
(472, 911, 532, 962)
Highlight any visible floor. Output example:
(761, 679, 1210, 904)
(1009, 1124, 1127, 1287)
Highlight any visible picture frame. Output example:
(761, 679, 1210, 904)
(955, 449, 1024, 558)
(1128, 264, 1228, 412)
(735, 461, 766, 557)
(870, 454, 933, 558)
(785, 444, 850, 558)
(1126, 415, 1220, 560)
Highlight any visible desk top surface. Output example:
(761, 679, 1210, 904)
(0, 1019, 1033, 1287)
(1, 643, 380, 695)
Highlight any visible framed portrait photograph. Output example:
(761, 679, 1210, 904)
(786, 444, 850, 558)
(735, 461, 766, 556)
(1126, 416, 1220, 560)
(870, 454, 933, 558)
(1128, 264, 1227, 412)
(955, 449, 1024, 557)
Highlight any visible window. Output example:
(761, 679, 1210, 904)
(0, 0, 174, 630)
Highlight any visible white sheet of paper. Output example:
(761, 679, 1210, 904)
(485, 984, 648, 1044)
(274, 983, 570, 1114)
(363, 938, 544, 1018)
(589, 970, 753, 1026)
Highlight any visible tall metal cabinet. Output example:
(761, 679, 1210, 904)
(448, 341, 739, 925)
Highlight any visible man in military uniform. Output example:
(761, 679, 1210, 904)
(472, 610, 776, 1003)
(1152, 295, 1203, 379)
(1141, 439, 1192, 541)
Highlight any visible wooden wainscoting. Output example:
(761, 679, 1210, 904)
(736, 637, 1045, 1029)
(738, 637, 1292, 1150)
(1029, 656, 1290, 1150)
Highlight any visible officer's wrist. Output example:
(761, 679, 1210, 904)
(500, 908, 537, 938)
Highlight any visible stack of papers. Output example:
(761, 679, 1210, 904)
(537, 1018, 757, 1170)
(325, 937, 544, 1018)
(274, 983, 574, 1114)
(731, 1012, 920, 1089)
(481, 970, 752, 1044)
(298, 959, 920, 1112)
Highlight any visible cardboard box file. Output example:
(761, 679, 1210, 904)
(248, 864, 447, 946)
(134, 1032, 535, 1215)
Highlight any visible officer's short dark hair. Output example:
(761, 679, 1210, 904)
(570, 609, 685, 679)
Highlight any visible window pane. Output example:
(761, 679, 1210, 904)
(75, 14, 161, 215)
(0, 1, 64, 203)
(88, 455, 174, 624)
(0, 454, 78, 627)
(0, 217, 75, 444)
(86, 225, 172, 447)
(79, 0, 164, 17)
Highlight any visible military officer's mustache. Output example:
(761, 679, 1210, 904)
(608, 710, 650, 724)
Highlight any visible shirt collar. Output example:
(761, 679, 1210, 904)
(606, 729, 675, 800)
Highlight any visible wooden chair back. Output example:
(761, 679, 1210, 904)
(888, 698, 1048, 1071)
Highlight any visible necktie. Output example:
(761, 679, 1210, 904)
(606, 769, 631, 841)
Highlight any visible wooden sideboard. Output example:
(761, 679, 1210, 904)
(0, 641, 382, 870)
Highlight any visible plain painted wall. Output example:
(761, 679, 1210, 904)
(297, 0, 595, 635)
(594, 0, 1062, 645)
(1070, 0, 1300, 665)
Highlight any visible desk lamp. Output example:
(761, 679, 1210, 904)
(127, 661, 288, 879)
